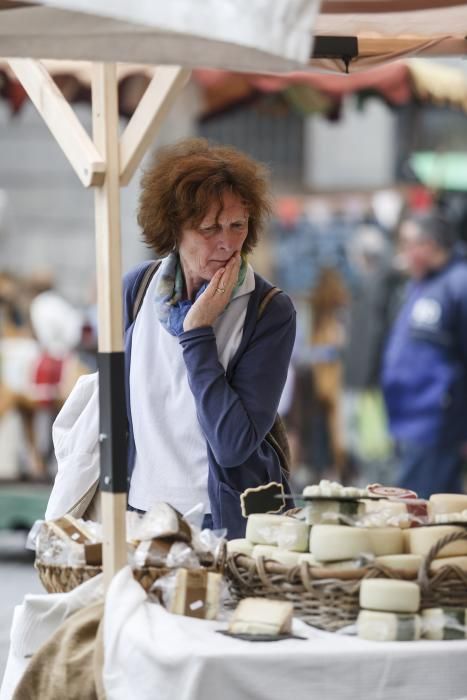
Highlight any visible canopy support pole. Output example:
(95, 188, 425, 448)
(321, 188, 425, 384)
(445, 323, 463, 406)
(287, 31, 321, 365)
(7, 59, 105, 187)
(92, 63, 127, 588)
(120, 66, 191, 186)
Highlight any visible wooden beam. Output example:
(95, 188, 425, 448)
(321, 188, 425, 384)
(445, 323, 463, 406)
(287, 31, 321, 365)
(119, 66, 190, 186)
(92, 63, 127, 588)
(8, 58, 105, 188)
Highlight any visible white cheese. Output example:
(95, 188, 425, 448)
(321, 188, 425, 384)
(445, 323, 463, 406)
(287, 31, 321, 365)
(359, 579, 420, 614)
(358, 610, 421, 641)
(310, 525, 372, 562)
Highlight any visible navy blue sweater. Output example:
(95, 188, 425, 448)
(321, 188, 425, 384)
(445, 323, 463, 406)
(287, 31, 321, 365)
(123, 262, 296, 538)
(382, 256, 467, 445)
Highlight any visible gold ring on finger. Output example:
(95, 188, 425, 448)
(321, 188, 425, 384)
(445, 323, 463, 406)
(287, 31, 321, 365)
(215, 287, 226, 294)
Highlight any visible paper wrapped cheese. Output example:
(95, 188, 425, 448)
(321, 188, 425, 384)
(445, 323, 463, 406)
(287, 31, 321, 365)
(359, 579, 420, 614)
(45, 515, 101, 565)
(169, 568, 222, 620)
(358, 610, 421, 642)
(133, 502, 192, 543)
(310, 525, 372, 562)
(361, 499, 410, 529)
(304, 500, 365, 526)
(229, 598, 293, 636)
(408, 526, 467, 559)
(246, 514, 309, 552)
(422, 608, 467, 640)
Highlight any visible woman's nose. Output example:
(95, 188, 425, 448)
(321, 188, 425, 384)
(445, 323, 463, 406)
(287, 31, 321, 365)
(217, 227, 236, 251)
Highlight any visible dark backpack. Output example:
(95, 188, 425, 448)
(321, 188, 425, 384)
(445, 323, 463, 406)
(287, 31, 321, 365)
(131, 261, 291, 475)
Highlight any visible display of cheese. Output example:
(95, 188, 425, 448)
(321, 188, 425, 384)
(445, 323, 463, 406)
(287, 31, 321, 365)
(303, 480, 367, 499)
(408, 526, 467, 559)
(429, 494, 467, 516)
(246, 514, 309, 552)
(422, 608, 467, 640)
(252, 545, 300, 567)
(229, 598, 294, 636)
(45, 515, 102, 565)
(429, 555, 467, 574)
(169, 568, 222, 620)
(309, 525, 372, 562)
(365, 527, 404, 556)
(357, 610, 421, 642)
(227, 539, 254, 556)
(360, 579, 420, 614)
(136, 502, 192, 543)
(375, 554, 422, 575)
(304, 499, 365, 526)
(361, 499, 410, 529)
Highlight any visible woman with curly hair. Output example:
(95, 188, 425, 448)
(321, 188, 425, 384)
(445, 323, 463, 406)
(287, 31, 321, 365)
(124, 139, 296, 538)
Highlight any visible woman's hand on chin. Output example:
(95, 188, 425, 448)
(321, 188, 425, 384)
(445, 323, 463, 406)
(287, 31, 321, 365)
(183, 253, 241, 332)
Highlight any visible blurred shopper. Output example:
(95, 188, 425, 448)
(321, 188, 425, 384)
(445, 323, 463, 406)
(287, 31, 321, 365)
(382, 212, 467, 497)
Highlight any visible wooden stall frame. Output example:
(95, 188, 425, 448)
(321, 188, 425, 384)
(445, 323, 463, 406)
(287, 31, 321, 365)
(7, 57, 191, 587)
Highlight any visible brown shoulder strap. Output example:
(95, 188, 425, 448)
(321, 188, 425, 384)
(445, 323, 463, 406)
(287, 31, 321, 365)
(132, 261, 161, 322)
(257, 286, 282, 320)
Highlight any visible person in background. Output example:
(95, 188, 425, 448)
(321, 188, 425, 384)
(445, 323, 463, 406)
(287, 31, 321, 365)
(381, 212, 467, 498)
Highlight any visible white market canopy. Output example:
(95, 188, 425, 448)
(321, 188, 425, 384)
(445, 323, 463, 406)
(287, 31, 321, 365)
(0, 1, 466, 73)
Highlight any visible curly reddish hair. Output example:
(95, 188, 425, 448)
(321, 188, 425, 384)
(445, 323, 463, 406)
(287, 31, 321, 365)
(137, 138, 272, 256)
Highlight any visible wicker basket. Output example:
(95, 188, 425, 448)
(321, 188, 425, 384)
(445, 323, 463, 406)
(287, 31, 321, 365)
(225, 553, 410, 632)
(36, 541, 227, 594)
(418, 530, 467, 609)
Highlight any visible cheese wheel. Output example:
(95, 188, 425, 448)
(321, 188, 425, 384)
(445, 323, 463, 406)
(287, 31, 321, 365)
(304, 500, 364, 526)
(245, 514, 290, 545)
(276, 519, 310, 552)
(229, 598, 293, 636)
(408, 526, 467, 559)
(429, 494, 467, 515)
(359, 579, 420, 613)
(310, 525, 372, 562)
(430, 555, 467, 573)
(422, 608, 467, 640)
(365, 527, 404, 556)
(252, 545, 300, 568)
(358, 610, 421, 641)
(375, 554, 422, 574)
(227, 539, 254, 556)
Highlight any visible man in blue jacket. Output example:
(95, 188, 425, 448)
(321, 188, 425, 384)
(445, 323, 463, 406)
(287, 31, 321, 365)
(382, 212, 467, 498)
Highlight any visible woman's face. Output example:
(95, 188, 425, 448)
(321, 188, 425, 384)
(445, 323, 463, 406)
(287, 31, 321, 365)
(178, 190, 249, 283)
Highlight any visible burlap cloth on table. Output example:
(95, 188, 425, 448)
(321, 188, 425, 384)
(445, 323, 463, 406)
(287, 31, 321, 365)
(12, 601, 105, 700)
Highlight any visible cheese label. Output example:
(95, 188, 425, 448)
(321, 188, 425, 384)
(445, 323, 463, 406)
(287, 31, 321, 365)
(241, 482, 285, 517)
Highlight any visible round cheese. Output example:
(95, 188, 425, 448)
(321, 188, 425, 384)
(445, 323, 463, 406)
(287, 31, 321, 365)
(422, 608, 467, 640)
(408, 526, 467, 559)
(359, 579, 420, 613)
(358, 610, 421, 641)
(227, 539, 254, 556)
(310, 525, 372, 562)
(252, 545, 300, 568)
(365, 527, 404, 556)
(430, 555, 467, 574)
(276, 519, 310, 552)
(429, 494, 467, 516)
(375, 554, 422, 574)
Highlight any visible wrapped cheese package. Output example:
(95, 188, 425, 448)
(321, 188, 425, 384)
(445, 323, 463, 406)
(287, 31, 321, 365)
(154, 568, 223, 620)
(229, 598, 293, 636)
(246, 514, 309, 552)
(358, 610, 421, 642)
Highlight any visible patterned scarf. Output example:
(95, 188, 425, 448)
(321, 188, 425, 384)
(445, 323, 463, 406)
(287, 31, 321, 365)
(154, 251, 247, 336)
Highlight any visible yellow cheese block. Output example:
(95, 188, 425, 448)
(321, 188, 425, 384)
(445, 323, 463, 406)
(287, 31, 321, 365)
(408, 526, 467, 559)
(360, 579, 420, 614)
(310, 525, 372, 562)
(365, 527, 404, 556)
(375, 554, 422, 574)
(430, 555, 467, 573)
(429, 493, 467, 516)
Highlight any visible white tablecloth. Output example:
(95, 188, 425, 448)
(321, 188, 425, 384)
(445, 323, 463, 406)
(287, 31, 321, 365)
(103, 567, 467, 700)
